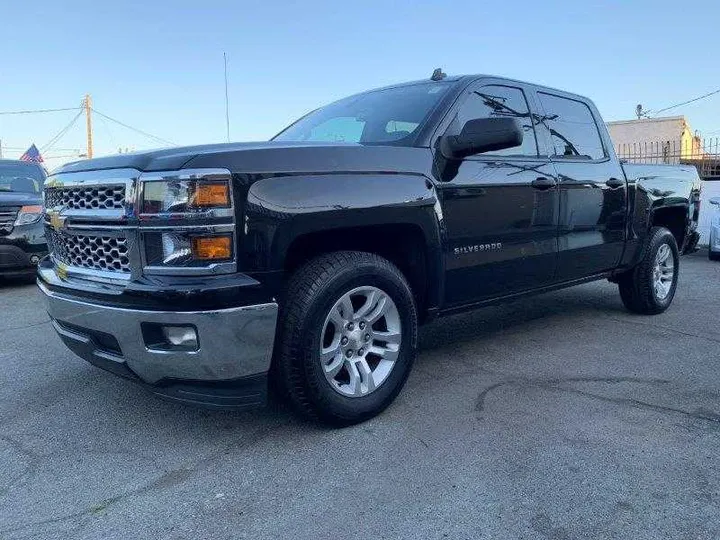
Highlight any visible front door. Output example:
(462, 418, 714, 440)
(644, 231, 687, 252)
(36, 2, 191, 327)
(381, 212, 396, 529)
(433, 81, 559, 307)
(533, 91, 628, 281)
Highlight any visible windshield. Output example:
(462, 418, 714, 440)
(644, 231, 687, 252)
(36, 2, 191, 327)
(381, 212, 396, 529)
(0, 163, 43, 194)
(273, 82, 451, 146)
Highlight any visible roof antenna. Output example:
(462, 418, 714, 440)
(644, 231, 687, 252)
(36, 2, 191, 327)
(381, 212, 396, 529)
(431, 68, 447, 81)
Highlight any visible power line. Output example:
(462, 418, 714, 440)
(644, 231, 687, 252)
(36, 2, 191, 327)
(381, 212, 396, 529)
(0, 149, 81, 158)
(0, 146, 82, 152)
(2, 101, 177, 155)
(649, 87, 720, 116)
(97, 114, 118, 150)
(43, 153, 84, 159)
(41, 109, 85, 153)
(0, 107, 79, 116)
(91, 108, 176, 146)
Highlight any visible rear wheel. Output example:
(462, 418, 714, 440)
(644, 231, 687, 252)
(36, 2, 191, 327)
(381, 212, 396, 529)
(709, 248, 720, 261)
(274, 251, 418, 426)
(618, 227, 679, 315)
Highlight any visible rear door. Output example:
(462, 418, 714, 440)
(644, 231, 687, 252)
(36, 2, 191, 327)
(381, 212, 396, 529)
(433, 79, 559, 307)
(533, 91, 628, 281)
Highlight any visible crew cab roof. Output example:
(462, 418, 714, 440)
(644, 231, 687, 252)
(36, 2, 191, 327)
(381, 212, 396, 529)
(373, 74, 594, 106)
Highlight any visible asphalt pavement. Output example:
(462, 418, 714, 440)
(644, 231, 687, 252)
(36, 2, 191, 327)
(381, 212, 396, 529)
(1, 254, 719, 539)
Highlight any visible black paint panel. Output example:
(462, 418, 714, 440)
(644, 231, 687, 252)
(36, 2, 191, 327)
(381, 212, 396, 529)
(244, 169, 444, 306)
(436, 158, 559, 305)
(552, 159, 628, 280)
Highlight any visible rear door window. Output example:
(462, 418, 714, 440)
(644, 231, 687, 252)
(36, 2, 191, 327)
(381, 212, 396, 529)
(537, 92, 606, 160)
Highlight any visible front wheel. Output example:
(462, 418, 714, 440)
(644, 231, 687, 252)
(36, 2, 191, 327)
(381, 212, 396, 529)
(618, 226, 679, 315)
(274, 251, 418, 426)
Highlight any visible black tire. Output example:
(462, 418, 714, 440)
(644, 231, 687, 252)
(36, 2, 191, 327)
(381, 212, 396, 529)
(274, 251, 418, 426)
(709, 248, 720, 262)
(618, 227, 679, 315)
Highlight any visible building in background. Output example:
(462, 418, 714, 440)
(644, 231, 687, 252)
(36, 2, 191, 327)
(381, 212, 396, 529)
(607, 116, 702, 161)
(607, 116, 720, 245)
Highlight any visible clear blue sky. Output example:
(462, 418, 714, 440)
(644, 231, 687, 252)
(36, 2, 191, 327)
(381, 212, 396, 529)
(2, 0, 719, 170)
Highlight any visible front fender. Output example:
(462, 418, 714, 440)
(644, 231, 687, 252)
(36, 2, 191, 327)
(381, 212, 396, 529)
(242, 173, 443, 273)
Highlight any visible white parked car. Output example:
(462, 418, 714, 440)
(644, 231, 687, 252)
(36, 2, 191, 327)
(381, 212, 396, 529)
(710, 197, 720, 261)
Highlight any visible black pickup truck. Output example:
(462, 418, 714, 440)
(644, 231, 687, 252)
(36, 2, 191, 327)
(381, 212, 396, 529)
(0, 159, 47, 277)
(38, 73, 701, 425)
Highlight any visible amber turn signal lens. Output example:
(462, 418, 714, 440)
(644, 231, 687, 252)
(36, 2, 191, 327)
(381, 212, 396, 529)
(191, 235, 232, 260)
(191, 182, 230, 207)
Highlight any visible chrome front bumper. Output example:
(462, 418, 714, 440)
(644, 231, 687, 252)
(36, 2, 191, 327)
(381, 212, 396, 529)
(39, 281, 278, 386)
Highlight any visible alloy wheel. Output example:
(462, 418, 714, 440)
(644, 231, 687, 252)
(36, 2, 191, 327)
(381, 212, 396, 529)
(319, 286, 401, 398)
(653, 243, 675, 300)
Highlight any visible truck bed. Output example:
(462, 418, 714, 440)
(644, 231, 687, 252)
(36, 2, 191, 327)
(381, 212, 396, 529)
(621, 162, 701, 187)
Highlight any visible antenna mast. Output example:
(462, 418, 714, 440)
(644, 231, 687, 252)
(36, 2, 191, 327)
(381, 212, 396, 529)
(224, 53, 230, 142)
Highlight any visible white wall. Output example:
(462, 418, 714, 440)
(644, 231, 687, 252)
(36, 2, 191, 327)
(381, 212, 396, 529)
(608, 117, 685, 149)
(699, 181, 720, 245)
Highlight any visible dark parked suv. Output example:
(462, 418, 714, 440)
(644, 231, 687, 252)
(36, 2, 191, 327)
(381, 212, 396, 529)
(0, 160, 47, 277)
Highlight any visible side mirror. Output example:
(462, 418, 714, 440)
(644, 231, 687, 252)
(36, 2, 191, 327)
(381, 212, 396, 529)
(440, 117, 523, 159)
(709, 197, 720, 206)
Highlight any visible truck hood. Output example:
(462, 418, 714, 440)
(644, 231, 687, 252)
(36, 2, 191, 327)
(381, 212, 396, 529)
(54, 141, 431, 177)
(0, 191, 42, 206)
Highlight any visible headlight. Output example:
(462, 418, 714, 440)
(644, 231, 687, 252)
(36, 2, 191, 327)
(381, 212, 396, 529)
(137, 169, 236, 276)
(141, 179, 231, 214)
(15, 205, 43, 226)
(144, 231, 234, 268)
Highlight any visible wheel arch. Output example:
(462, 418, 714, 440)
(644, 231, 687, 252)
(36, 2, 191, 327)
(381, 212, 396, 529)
(243, 173, 444, 320)
(650, 205, 688, 250)
(284, 223, 437, 320)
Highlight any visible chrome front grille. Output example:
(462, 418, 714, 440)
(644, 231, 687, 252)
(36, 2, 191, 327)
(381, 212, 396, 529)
(0, 206, 20, 235)
(42, 167, 235, 283)
(47, 229, 131, 273)
(44, 185, 126, 210)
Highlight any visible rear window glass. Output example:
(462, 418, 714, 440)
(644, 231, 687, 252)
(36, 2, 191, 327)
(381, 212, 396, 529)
(537, 93, 605, 160)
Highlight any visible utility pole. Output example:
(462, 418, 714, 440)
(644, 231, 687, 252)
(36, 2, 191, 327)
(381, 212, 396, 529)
(84, 94, 93, 159)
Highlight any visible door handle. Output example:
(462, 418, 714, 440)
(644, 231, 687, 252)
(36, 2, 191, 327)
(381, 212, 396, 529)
(606, 177, 625, 189)
(531, 177, 557, 190)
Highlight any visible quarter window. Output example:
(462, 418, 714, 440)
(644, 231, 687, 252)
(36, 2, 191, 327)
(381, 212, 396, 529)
(450, 85, 538, 157)
(537, 92, 605, 160)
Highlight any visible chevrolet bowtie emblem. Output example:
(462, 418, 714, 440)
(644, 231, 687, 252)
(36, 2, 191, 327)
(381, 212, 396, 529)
(48, 211, 67, 232)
